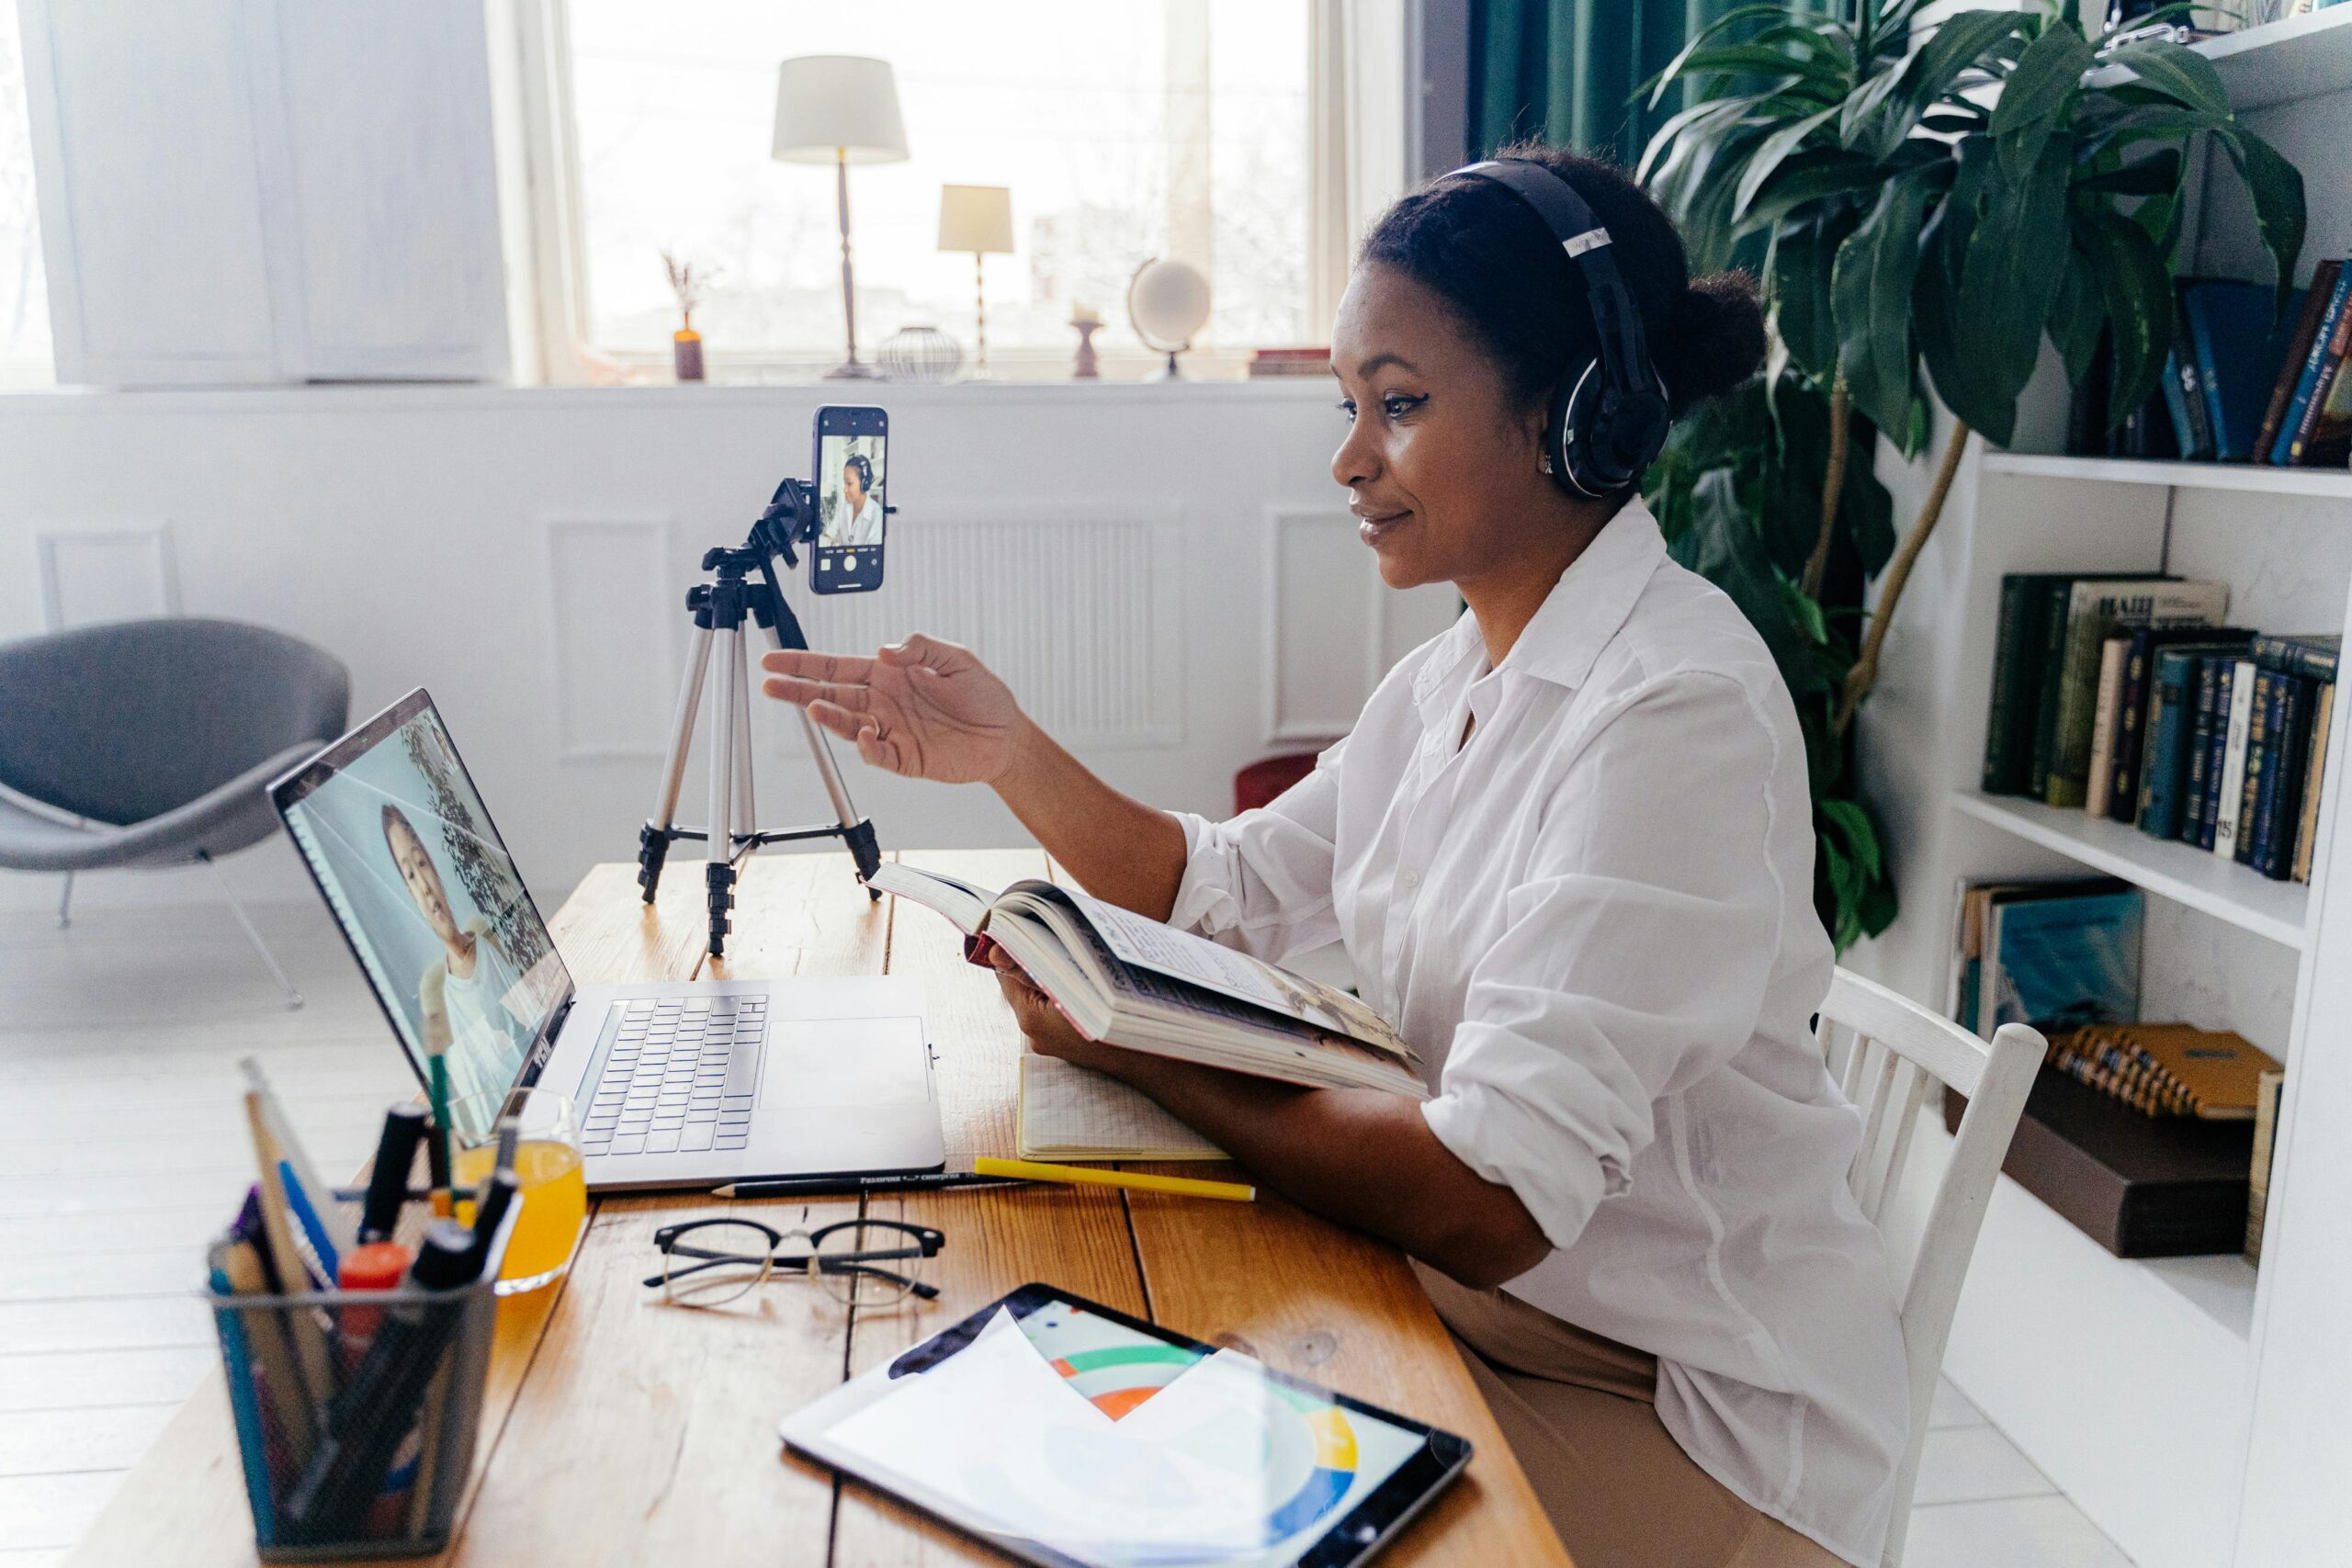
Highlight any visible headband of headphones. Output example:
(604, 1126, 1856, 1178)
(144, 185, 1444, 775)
(1445, 158, 1670, 497)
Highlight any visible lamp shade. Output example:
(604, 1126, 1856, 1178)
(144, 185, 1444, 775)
(771, 55, 909, 165)
(936, 185, 1014, 254)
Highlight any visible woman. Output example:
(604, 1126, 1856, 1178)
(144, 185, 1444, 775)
(831, 453, 884, 546)
(382, 803, 532, 1118)
(761, 147, 1906, 1568)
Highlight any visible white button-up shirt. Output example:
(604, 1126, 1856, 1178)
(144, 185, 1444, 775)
(1170, 499, 1907, 1566)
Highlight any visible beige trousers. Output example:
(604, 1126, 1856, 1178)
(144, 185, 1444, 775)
(1415, 1262, 1849, 1568)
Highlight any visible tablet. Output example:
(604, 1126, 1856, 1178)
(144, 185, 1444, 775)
(779, 1282, 1473, 1567)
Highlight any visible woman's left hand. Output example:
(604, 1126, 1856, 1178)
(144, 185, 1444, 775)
(984, 945, 1130, 1077)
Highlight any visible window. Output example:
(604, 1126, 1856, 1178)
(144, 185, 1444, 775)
(562, 0, 1314, 377)
(0, 3, 52, 386)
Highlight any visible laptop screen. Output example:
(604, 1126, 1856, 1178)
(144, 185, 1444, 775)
(272, 690, 571, 1140)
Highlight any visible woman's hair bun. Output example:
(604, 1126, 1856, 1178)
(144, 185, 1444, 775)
(1657, 271, 1766, 412)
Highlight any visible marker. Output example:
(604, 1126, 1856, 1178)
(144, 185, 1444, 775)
(972, 1156, 1255, 1203)
(358, 1106, 430, 1245)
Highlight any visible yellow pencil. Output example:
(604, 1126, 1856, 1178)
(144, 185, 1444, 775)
(972, 1156, 1256, 1203)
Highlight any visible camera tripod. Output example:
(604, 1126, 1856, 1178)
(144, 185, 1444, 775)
(638, 479, 883, 957)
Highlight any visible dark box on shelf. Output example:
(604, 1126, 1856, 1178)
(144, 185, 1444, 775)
(1947, 1066, 2254, 1258)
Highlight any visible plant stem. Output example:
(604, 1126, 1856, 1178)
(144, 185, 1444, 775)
(1833, 419, 1973, 739)
(1803, 370, 1851, 601)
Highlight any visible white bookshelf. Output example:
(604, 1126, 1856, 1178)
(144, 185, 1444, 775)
(1853, 16, 2352, 1568)
(1950, 792, 2310, 950)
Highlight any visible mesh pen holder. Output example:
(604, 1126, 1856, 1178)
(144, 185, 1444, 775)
(209, 1204, 514, 1561)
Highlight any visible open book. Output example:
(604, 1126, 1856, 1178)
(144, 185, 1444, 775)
(868, 863, 1426, 1100)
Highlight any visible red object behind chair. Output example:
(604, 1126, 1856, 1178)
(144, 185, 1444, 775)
(1235, 752, 1320, 814)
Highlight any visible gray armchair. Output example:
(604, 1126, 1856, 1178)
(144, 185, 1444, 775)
(0, 617, 350, 1008)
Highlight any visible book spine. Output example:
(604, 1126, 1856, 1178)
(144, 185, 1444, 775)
(2235, 668, 2277, 865)
(2249, 634, 2342, 682)
(2110, 630, 2159, 820)
(2085, 637, 2131, 817)
(2296, 682, 2335, 884)
(2258, 676, 2314, 880)
(2287, 306, 2352, 464)
(2247, 1069, 2286, 1266)
(2139, 653, 2198, 838)
(2161, 323, 2212, 458)
(2048, 604, 2117, 808)
(2029, 581, 2078, 798)
(2254, 260, 2337, 461)
(2181, 656, 2222, 842)
(2214, 660, 2256, 859)
(2271, 268, 2352, 464)
(2188, 289, 2236, 457)
(1984, 577, 2040, 794)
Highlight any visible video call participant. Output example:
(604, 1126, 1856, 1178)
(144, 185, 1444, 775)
(762, 146, 1903, 1568)
(382, 803, 533, 1114)
(828, 453, 884, 547)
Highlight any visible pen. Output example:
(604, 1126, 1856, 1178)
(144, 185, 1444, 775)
(712, 1171, 1029, 1200)
(972, 1156, 1256, 1202)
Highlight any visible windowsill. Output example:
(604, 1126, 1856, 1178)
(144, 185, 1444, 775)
(0, 375, 1341, 415)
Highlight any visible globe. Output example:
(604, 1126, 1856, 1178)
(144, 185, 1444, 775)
(1126, 258, 1212, 378)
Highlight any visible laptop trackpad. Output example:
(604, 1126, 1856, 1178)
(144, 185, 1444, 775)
(763, 1015, 931, 1110)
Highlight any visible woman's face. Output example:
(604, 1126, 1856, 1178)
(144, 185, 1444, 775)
(388, 817, 462, 947)
(1329, 262, 1555, 591)
(843, 462, 866, 508)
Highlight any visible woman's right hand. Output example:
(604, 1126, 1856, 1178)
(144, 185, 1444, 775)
(760, 634, 1025, 784)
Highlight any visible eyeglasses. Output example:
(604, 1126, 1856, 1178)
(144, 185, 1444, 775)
(645, 1217, 945, 1309)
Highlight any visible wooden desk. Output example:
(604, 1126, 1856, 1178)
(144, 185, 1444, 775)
(67, 851, 1568, 1568)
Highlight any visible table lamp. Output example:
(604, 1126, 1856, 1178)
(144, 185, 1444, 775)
(936, 185, 1014, 378)
(772, 55, 910, 380)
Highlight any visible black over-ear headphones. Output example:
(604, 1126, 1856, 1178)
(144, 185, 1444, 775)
(1446, 159, 1672, 499)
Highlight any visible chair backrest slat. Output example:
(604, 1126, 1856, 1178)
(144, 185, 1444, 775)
(1815, 967, 2042, 1567)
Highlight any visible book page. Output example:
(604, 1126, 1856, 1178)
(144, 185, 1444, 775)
(865, 863, 994, 934)
(1058, 888, 1409, 1056)
(1019, 1054, 1223, 1160)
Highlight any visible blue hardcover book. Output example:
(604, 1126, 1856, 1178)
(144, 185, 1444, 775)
(2140, 648, 2205, 838)
(2252, 632, 2342, 682)
(2182, 279, 2310, 461)
(2271, 268, 2352, 464)
(1984, 889, 2145, 1036)
(2197, 662, 2240, 849)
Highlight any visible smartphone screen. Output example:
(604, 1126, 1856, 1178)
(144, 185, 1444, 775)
(811, 405, 888, 594)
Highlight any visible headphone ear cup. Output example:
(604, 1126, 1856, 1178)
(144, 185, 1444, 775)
(1555, 359, 1615, 499)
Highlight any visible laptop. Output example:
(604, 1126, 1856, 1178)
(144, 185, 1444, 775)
(268, 688, 946, 1190)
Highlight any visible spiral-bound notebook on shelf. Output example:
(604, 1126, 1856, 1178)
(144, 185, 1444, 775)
(1016, 1053, 1223, 1162)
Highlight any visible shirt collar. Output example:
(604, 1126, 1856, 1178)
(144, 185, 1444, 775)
(1410, 497, 1668, 710)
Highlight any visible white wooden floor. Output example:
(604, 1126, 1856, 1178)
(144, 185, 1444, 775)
(0, 897, 2137, 1566)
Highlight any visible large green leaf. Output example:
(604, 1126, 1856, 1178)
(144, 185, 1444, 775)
(2104, 39, 2232, 117)
(1739, 148, 1884, 233)
(1735, 104, 1845, 221)
(1946, 128, 2075, 445)
(2070, 146, 2183, 196)
(1832, 173, 1930, 441)
(1771, 215, 1849, 378)
(1990, 23, 2092, 178)
(1889, 8, 2027, 118)
(2214, 129, 2308, 306)
(1644, 3, 1821, 108)
(2075, 209, 2176, 420)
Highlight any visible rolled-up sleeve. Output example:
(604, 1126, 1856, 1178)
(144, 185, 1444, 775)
(1165, 738, 1347, 964)
(1420, 672, 1788, 1253)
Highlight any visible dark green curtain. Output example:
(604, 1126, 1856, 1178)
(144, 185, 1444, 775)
(1467, 0, 1758, 165)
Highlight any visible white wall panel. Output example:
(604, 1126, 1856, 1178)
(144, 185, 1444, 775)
(35, 525, 181, 631)
(542, 520, 678, 761)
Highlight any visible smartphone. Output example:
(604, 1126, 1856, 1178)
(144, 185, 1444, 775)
(810, 405, 888, 594)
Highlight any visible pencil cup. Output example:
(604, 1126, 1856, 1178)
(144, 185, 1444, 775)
(208, 1198, 514, 1560)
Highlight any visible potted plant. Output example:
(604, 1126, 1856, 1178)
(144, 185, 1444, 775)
(1637, 0, 2304, 946)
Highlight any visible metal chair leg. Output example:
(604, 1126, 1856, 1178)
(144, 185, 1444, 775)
(57, 872, 74, 930)
(198, 852, 304, 1010)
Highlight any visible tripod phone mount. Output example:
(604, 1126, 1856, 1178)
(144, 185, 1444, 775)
(637, 476, 885, 956)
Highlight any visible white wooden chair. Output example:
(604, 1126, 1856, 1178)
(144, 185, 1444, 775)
(1816, 966, 2044, 1567)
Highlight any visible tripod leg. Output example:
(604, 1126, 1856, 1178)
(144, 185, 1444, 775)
(706, 624, 740, 956)
(732, 630, 757, 844)
(755, 618, 885, 895)
(640, 624, 716, 902)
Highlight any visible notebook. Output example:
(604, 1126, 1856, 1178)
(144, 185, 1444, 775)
(1016, 1053, 1223, 1161)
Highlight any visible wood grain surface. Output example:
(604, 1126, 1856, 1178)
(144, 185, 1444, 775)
(65, 851, 1566, 1567)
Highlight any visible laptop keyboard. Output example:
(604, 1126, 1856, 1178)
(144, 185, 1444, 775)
(580, 995, 766, 1158)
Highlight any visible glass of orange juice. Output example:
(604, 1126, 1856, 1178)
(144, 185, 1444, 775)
(451, 1088, 587, 1295)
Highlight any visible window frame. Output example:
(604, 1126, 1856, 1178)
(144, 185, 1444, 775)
(497, 0, 1410, 386)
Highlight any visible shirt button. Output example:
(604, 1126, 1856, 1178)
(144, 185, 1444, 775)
(1400, 870, 1421, 890)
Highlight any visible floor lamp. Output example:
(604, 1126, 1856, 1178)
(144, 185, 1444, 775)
(772, 55, 909, 381)
(937, 186, 1013, 378)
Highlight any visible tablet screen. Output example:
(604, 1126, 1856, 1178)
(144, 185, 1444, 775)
(788, 1292, 1461, 1568)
